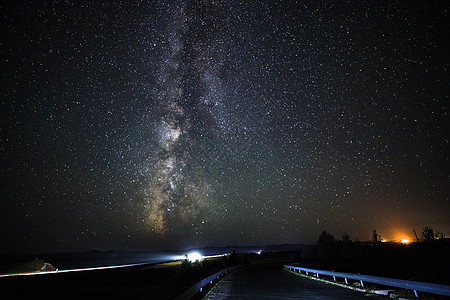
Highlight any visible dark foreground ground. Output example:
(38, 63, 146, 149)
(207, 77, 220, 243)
(0, 252, 251, 300)
(0, 262, 186, 299)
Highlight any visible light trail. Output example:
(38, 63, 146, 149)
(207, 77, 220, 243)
(0, 261, 155, 278)
(0, 252, 230, 278)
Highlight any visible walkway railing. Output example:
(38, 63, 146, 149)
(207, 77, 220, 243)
(284, 265, 450, 298)
(174, 265, 241, 300)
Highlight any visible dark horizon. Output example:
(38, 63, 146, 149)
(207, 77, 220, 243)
(2, 1, 449, 255)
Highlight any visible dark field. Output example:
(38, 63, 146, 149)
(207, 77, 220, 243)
(0, 253, 258, 300)
(1, 262, 185, 299)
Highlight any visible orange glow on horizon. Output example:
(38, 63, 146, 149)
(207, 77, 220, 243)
(384, 229, 413, 244)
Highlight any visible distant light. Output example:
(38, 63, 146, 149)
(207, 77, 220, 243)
(187, 252, 203, 262)
(401, 239, 409, 244)
(173, 252, 227, 262)
(256, 250, 262, 255)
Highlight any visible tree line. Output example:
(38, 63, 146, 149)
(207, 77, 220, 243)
(315, 226, 446, 260)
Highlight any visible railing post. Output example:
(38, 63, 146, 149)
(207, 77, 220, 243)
(200, 287, 202, 293)
(345, 278, 348, 284)
(333, 276, 336, 281)
(360, 280, 364, 287)
(316, 273, 319, 278)
(414, 290, 418, 298)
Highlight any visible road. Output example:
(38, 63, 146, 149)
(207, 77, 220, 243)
(205, 263, 387, 299)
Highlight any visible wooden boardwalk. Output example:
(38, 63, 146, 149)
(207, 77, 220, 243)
(205, 263, 386, 300)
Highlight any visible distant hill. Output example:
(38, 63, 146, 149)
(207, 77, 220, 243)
(190, 243, 306, 255)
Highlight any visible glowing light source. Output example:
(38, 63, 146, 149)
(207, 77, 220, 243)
(401, 239, 409, 244)
(187, 252, 203, 262)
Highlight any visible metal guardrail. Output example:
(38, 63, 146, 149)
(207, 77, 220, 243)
(284, 265, 450, 298)
(174, 265, 241, 300)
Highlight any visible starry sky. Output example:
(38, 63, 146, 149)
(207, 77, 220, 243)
(1, 1, 449, 254)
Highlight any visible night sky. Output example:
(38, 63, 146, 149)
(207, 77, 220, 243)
(1, 1, 449, 254)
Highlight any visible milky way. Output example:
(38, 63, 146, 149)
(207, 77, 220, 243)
(141, 2, 217, 234)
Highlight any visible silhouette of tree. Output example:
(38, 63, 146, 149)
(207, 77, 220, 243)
(435, 230, 445, 239)
(341, 232, 353, 258)
(342, 232, 352, 244)
(317, 230, 336, 259)
(229, 249, 239, 265)
(422, 226, 434, 241)
(422, 226, 446, 241)
(372, 229, 382, 244)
